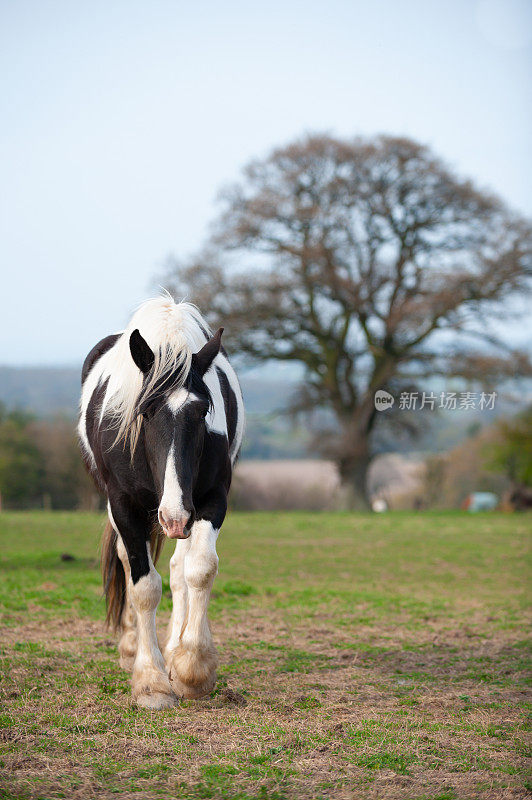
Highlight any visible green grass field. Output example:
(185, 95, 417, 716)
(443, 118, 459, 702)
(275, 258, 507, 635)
(0, 511, 530, 799)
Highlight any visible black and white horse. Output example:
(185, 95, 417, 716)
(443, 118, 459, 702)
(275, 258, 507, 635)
(78, 295, 244, 708)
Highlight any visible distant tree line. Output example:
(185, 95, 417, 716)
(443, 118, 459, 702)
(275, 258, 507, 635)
(0, 399, 529, 510)
(0, 404, 101, 510)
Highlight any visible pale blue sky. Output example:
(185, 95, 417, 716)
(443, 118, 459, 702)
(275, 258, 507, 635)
(1, 0, 531, 365)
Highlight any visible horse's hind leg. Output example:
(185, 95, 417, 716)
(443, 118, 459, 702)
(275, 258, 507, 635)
(115, 537, 137, 671)
(107, 505, 137, 670)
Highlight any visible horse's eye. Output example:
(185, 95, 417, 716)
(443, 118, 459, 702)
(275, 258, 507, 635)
(140, 398, 159, 420)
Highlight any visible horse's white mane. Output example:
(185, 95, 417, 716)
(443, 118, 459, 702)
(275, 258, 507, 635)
(100, 292, 210, 451)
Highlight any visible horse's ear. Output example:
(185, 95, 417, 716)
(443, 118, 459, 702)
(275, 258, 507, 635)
(192, 328, 224, 376)
(129, 329, 155, 374)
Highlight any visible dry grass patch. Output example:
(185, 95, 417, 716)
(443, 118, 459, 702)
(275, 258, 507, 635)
(0, 510, 530, 799)
(0, 610, 530, 800)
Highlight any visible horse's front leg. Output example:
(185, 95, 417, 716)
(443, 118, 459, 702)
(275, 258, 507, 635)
(163, 537, 189, 664)
(109, 494, 177, 709)
(108, 505, 137, 671)
(166, 509, 222, 699)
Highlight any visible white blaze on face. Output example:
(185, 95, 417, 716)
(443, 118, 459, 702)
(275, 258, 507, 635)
(160, 388, 190, 523)
(158, 387, 200, 537)
(158, 442, 186, 532)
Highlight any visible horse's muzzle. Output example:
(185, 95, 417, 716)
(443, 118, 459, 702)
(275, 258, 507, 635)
(164, 520, 190, 539)
(158, 510, 193, 539)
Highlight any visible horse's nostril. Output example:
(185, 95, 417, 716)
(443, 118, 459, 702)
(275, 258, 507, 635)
(158, 506, 192, 538)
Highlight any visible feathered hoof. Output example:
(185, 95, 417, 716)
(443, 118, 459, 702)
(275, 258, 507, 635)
(132, 666, 177, 710)
(167, 643, 218, 699)
(170, 672, 217, 700)
(136, 690, 178, 709)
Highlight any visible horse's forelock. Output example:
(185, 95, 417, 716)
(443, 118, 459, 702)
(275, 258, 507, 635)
(99, 296, 210, 454)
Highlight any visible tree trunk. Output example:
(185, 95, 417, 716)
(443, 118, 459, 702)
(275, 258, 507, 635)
(335, 405, 375, 510)
(338, 450, 372, 510)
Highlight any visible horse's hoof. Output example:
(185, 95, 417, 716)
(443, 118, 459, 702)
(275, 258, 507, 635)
(132, 666, 178, 709)
(170, 673, 216, 699)
(166, 643, 218, 700)
(136, 690, 178, 709)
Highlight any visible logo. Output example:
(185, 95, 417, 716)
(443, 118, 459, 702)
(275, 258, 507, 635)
(374, 390, 394, 411)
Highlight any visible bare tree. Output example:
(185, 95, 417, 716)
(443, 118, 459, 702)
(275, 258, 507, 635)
(165, 134, 532, 506)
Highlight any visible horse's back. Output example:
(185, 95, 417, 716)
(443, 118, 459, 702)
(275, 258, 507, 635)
(213, 354, 244, 464)
(81, 333, 121, 384)
(79, 333, 121, 474)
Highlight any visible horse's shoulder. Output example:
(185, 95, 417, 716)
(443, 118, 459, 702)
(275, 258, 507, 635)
(81, 333, 121, 385)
